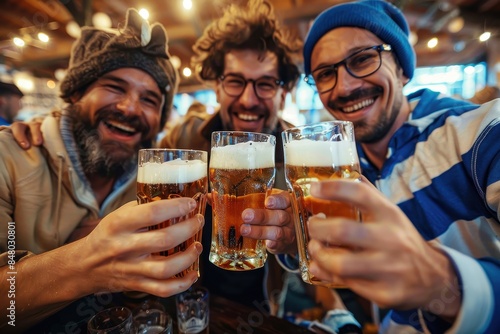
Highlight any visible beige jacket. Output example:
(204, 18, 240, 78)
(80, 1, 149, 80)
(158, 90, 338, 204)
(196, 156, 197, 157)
(0, 113, 136, 255)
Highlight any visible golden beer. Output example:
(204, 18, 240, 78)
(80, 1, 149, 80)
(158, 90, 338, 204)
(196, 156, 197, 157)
(283, 122, 360, 287)
(209, 133, 276, 271)
(137, 150, 208, 278)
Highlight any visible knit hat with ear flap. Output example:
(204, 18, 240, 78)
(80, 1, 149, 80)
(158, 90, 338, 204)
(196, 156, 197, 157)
(303, 0, 415, 80)
(60, 8, 179, 128)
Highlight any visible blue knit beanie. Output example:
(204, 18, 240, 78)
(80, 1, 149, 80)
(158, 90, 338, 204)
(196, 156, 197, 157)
(303, 0, 415, 80)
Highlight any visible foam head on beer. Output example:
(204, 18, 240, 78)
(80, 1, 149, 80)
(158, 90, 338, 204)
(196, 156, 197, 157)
(210, 141, 275, 169)
(137, 159, 208, 184)
(284, 139, 358, 167)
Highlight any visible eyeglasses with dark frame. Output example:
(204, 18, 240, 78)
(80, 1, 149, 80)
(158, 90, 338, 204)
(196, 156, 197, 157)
(219, 74, 284, 99)
(304, 44, 392, 94)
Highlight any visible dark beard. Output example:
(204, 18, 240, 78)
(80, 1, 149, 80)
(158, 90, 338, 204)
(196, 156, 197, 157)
(328, 87, 401, 144)
(354, 93, 402, 144)
(67, 104, 150, 178)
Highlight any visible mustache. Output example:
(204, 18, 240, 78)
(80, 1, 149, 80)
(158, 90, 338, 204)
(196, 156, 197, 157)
(327, 86, 382, 110)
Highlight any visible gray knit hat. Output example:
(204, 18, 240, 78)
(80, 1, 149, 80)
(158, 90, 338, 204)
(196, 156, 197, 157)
(60, 8, 179, 128)
(303, 0, 415, 80)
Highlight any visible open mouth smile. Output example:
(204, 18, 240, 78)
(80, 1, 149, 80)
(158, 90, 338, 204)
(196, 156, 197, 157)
(341, 98, 376, 113)
(234, 112, 263, 122)
(104, 120, 139, 137)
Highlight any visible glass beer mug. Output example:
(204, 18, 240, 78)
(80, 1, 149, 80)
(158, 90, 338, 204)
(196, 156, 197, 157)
(137, 149, 208, 278)
(282, 121, 361, 287)
(209, 131, 276, 271)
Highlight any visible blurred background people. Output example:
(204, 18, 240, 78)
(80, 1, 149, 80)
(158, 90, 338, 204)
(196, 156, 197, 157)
(0, 80, 24, 126)
(164, 100, 209, 148)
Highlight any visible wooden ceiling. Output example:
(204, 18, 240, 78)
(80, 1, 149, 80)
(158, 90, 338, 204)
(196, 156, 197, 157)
(1, 0, 499, 92)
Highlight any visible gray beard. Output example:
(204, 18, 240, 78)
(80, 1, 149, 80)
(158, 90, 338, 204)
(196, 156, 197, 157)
(69, 107, 137, 178)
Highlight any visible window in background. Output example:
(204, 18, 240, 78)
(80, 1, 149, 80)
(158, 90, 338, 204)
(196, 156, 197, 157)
(403, 62, 487, 99)
(173, 90, 217, 116)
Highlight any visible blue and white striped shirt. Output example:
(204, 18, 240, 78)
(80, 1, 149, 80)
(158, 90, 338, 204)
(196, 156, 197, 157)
(360, 89, 500, 334)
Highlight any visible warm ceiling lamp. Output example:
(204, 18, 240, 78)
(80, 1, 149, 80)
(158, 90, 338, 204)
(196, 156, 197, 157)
(170, 55, 181, 69)
(427, 37, 438, 48)
(92, 12, 112, 29)
(139, 8, 150, 20)
(447, 16, 464, 33)
(66, 21, 81, 39)
(183, 0, 193, 10)
(409, 31, 418, 46)
(182, 67, 192, 77)
(37, 32, 49, 43)
(13, 37, 25, 47)
(479, 32, 491, 42)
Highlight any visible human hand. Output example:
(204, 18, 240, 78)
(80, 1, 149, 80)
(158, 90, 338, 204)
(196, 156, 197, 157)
(307, 180, 461, 319)
(75, 197, 204, 297)
(240, 189, 297, 255)
(10, 118, 43, 149)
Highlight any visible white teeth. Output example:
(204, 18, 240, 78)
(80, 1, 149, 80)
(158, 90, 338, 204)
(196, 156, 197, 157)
(342, 98, 374, 113)
(107, 120, 136, 133)
(237, 113, 259, 121)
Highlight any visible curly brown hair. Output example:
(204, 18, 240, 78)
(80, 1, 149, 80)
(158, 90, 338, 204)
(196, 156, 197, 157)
(192, 0, 302, 91)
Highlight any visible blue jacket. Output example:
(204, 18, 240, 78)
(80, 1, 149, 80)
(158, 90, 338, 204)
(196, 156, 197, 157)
(360, 89, 499, 333)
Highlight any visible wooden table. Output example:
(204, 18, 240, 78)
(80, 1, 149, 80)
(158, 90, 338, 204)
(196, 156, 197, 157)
(31, 291, 314, 333)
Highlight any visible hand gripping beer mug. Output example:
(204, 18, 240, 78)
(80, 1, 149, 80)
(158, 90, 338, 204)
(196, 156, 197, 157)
(209, 131, 276, 271)
(282, 121, 361, 287)
(137, 149, 208, 278)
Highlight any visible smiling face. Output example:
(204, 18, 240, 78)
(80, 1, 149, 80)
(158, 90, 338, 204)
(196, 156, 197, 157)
(310, 27, 410, 144)
(71, 67, 164, 177)
(216, 49, 286, 134)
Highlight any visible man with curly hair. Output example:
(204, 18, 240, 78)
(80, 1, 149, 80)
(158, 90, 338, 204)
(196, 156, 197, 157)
(160, 0, 301, 310)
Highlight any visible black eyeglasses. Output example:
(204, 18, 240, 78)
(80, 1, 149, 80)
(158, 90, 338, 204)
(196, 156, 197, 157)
(219, 74, 284, 99)
(305, 44, 392, 93)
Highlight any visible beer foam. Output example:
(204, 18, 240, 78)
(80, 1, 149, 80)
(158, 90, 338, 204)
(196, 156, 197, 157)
(137, 159, 207, 184)
(210, 141, 275, 169)
(284, 139, 358, 166)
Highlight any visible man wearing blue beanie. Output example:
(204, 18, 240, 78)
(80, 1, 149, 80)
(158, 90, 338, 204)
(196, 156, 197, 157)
(274, 0, 500, 333)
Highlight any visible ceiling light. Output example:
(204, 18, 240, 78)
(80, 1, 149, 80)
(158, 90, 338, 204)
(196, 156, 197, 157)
(13, 37, 25, 47)
(170, 55, 181, 69)
(139, 9, 150, 20)
(447, 16, 464, 33)
(16, 77, 34, 92)
(409, 31, 418, 46)
(182, 67, 192, 77)
(37, 32, 49, 43)
(46, 80, 56, 89)
(54, 69, 66, 81)
(183, 0, 193, 10)
(92, 12, 112, 29)
(479, 32, 491, 42)
(427, 37, 438, 48)
(66, 21, 81, 39)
